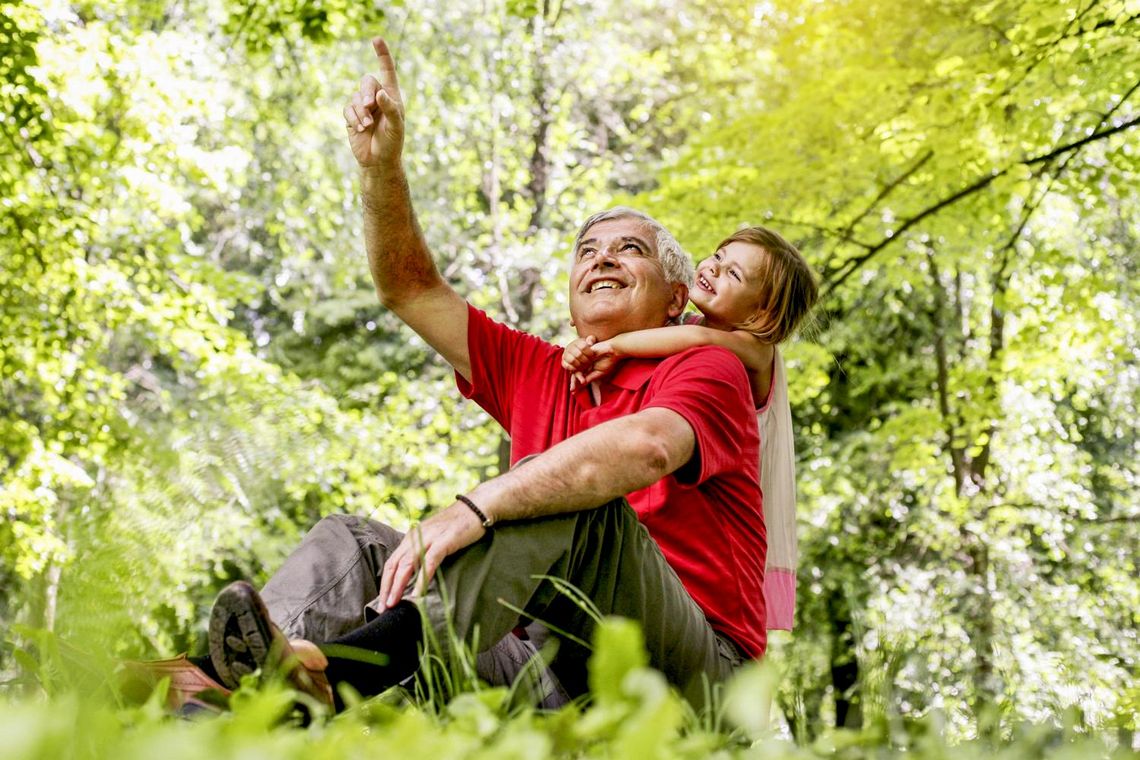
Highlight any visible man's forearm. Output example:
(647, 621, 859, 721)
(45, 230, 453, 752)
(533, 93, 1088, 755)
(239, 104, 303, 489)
(467, 408, 695, 523)
(348, 41, 473, 379)
(361, 165, 441, 306)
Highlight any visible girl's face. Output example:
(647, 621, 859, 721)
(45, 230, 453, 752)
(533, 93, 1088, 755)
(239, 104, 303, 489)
(691, 241, 769, 327)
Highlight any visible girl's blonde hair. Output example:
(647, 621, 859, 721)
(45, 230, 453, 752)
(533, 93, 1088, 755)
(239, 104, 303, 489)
(719, 227, 818, 344)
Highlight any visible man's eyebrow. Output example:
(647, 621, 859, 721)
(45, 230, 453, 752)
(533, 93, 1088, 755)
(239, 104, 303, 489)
(576, 234, 651, 252)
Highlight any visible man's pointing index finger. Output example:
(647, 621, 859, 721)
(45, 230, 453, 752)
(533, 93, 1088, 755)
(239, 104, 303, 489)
(371, 37, 403, 105)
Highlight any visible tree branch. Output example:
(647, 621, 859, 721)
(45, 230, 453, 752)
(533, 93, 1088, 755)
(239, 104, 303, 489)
(1075, 514, 1139, 525)
(838, 150, 933, 251)
(986, 0, 1105, 105)
(925, 246, 967, 494)
(764, 216, 875, 249)
(821, 112, 1140, 297)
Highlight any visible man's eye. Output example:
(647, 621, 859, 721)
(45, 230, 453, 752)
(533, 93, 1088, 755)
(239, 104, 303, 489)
(622, 244, 642, 254)
(579, 248, 596, 258)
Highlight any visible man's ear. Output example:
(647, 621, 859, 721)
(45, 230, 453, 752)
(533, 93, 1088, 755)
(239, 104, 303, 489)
(666, 283, 688, 320)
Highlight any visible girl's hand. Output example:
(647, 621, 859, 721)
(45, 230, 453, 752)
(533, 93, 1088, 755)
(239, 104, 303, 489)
(562, 336, 598, 389)
(563, 337, 622, 389)
(580, 340, 618, 384)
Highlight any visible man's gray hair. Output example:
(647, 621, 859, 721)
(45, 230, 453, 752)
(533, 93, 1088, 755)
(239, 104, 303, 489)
(572, 206, 695, 289)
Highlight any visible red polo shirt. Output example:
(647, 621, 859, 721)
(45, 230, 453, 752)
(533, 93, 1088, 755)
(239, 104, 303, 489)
(455, 305, 767, 657)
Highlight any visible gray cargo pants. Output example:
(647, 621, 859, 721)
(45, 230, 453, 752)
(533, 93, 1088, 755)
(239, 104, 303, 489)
(260, 500, 743, 708)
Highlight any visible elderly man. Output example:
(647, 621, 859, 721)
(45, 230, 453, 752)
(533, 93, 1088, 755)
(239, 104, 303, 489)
(196, 38, 767, 711)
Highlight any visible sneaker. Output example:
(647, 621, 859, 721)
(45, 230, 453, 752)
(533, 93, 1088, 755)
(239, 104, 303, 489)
(208, 580, 333, 707)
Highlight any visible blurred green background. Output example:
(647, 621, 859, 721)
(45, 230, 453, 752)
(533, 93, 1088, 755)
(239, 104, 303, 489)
(1, 0, 1137, 745)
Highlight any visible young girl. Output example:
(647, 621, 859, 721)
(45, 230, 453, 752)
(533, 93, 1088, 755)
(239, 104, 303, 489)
(562, 226, 818, 631)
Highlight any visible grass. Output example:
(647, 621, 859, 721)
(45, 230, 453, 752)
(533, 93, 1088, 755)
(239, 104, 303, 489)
(1, 616, 1135, 760)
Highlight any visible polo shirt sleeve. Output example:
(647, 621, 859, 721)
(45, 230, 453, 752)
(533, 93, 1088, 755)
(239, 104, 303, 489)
(455, 303, 557, 430)
(645, 345, 756, 486)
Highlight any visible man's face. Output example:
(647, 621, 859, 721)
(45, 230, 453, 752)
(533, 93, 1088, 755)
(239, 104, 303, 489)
(568, 217, 686, 340)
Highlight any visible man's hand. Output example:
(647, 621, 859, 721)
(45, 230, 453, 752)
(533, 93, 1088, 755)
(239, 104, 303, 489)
(344, 37, 405, 168)
(378, 502, 487, 609)
(561, 336, 619, 389)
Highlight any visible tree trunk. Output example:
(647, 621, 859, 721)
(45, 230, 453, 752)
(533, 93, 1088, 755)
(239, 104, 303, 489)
(496, 4, 555, 475)
(966, 537, 998, 733)
(929, 241, 1009, 716)
(525, 3, 552, 236)
(828, 588, 862, 728)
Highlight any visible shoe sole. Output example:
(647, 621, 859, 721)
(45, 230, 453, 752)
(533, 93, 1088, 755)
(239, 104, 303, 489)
(208, 581, 277, 690)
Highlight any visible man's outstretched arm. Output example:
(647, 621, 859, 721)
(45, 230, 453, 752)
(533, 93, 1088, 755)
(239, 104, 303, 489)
(378, 407, 697, 608)
(346, 37, 471, 380)
(472, 407, 695, 521)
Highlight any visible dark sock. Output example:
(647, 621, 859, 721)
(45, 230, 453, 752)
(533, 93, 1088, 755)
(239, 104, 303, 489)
(319, 600, 424, 701)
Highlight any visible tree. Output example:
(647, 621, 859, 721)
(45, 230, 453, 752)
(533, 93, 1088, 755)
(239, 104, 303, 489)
(642, 0, 1139, 738)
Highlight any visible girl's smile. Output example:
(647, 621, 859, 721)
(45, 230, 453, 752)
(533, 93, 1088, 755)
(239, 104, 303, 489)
(690, 241, 769, 327)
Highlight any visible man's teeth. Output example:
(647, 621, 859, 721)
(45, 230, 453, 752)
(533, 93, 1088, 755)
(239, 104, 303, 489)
(589, 281, 622, 292)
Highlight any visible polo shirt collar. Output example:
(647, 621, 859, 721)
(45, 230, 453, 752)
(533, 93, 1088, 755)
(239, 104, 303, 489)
(605, 357, 658, 390)
(571, 358, 659, 409)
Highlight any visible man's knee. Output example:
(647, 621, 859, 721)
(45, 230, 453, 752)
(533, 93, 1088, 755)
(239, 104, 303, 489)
(309, 513, 358, 534)
(307, 513, 403, 550)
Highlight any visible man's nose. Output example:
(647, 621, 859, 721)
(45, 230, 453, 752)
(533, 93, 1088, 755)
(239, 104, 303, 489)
(595, 248, 620, 266)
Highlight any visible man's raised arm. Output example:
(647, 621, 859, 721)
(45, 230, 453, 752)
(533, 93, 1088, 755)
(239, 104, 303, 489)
(345, 37, 472, 381)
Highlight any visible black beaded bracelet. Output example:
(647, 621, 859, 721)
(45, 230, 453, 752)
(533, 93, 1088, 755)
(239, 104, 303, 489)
(456, 494, 493, 529)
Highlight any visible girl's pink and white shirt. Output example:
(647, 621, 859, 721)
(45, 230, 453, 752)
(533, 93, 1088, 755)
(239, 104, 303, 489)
(683, 313, 798, 631)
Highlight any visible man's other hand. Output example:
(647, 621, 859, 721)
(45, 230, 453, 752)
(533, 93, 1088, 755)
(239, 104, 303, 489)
(378, 501, 487, 609)
(344, 37, 405, 168)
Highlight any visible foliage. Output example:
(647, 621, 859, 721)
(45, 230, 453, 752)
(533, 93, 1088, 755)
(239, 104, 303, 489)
(1, 619, 1134, 760)
(641, 0, 1139, 740)
(1, 0, 1137, 751)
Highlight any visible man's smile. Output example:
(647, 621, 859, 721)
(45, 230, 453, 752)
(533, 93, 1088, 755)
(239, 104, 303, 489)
(585, 277, 627, 293)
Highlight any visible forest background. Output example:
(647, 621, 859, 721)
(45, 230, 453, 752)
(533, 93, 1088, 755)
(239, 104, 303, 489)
(1, 0, 1137, 752)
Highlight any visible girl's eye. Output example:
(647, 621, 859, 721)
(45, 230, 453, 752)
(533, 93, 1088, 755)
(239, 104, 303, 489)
(731, 270, 742, 281)
(714, 251, 723, 261)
